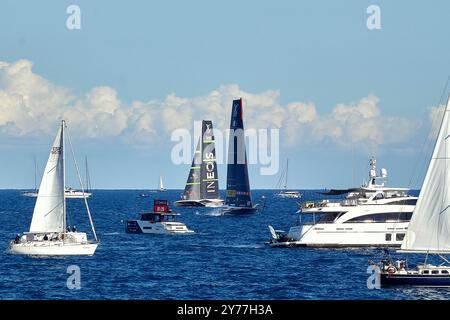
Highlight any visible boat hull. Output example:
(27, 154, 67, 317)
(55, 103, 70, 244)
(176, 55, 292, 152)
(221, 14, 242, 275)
(277, 192, 301, 199)
(125, 220, 194, 235)
(173, 200, 206, 208)
(283, 222, 408, 248)
(381, 273, 450, 287)
(65, 192, 92, 199)
(9, 241, 98, 256)
(174, 199, 224, 208)
(222, 206, 258, 215)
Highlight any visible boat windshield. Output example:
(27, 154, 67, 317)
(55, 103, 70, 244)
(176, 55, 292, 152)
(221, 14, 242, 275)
(140, 213, 176, 222)
(301, 212, 344, 225)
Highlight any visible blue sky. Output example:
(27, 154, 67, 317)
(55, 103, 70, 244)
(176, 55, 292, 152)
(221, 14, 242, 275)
(0, 1, 449, 189)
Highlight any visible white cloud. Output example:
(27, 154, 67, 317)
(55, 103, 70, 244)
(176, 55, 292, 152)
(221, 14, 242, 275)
(0, 59, 420, 151)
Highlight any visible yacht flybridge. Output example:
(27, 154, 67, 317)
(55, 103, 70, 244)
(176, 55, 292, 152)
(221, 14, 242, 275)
(268, 157, 417, 247)
(126, 200, 194, 234)
(9, 120, 99, 256)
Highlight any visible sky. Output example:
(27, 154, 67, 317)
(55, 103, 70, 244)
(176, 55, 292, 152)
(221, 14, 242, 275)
(0, 0, 449, 189)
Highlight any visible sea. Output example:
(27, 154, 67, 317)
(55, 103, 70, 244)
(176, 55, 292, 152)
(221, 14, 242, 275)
(0, 189, 449, 300)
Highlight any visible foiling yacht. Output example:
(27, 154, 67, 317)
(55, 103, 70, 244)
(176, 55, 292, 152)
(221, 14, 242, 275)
(268, 158, 417, 248)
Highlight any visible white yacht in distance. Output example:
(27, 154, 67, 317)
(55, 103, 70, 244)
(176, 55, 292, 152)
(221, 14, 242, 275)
(65, 187, 92, 199)
(268, 157, 417, 248)
(23, 156, 93, 199)
(24, 188, 92, 199)
(276, 159, 301, 199)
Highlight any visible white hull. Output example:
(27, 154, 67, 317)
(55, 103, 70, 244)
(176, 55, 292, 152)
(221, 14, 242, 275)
(9, 241, 98, 256)
(283, 222, 408, 247)
(277, 192, 301, 199)
(22, 190, 92, 198)
(22, 191, 38, 197)
(126, 220, 194, 235)
(65, 191, 92, 199)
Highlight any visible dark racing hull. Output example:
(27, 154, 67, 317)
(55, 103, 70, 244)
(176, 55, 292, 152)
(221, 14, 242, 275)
(381, 273, 450, 287)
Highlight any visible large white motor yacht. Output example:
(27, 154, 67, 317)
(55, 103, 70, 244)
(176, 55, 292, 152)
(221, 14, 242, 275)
(268, 158, 417, 248)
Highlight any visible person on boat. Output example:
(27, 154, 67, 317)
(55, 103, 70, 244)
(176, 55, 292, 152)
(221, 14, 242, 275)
(14, 234, 20, 244)
(67, 226, 71, 232)
(72, 226, 77, 233)
(43, 234, 48, 241)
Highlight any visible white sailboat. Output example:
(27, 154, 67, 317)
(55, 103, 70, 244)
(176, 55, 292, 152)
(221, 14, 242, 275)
(158, 175, 166, 192)
(9, 120, 99, 256)
(376, 96, 450, 286)
(23, 156, 92, 199)
(22, 156, 39, 197)
(276, 159, 301, 199)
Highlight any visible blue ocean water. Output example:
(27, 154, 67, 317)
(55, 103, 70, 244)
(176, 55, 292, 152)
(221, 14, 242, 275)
(0, 189, 449, 300)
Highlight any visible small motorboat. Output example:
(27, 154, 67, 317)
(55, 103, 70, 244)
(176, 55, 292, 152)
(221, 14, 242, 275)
(125, 200, 194, 234)
(266, 225, 297, 247)
(138, 193, 150, 198)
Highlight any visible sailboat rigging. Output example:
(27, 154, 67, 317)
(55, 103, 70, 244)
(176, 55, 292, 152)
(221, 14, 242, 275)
(374, 95, 450, 286)
(276, 159, 301, 199)
(9, 120, 98, 256)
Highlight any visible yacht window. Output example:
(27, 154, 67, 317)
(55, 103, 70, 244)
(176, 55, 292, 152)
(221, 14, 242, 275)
(396, 233, 405, 241)
(423, 270, 429, 274)
(318, 213, 339, 223)
(374, 193, 384, 200)
(345, 212, 413, 223)
(442, 270, 449, 274)
(387, 199, 417, 206)
(141, 213, 152, 221)
(432, 270, 439, 275)
(385, 234, 392, 241)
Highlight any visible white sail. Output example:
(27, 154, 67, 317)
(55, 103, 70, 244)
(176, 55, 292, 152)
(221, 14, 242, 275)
(401, 96, 450, 252)
(29, 122, 65, 233)
(159, 175, 164, 190)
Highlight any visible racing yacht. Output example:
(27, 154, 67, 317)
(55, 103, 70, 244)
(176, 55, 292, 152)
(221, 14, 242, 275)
(222, 98, 258, 215)
(174, 120, 223, 208)
(268, 158, 417, 247)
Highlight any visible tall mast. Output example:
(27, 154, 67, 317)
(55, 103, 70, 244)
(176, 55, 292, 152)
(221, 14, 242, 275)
(85, 155, 91, 192)
(284, 159, 289, 190)
(33, 156, 37, 192)
(62, 120, 67, 232)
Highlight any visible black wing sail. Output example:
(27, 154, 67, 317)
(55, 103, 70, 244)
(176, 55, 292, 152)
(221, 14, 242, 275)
(200, 120, 219, 199)
(182, 137, 202, 200)
(225, 98, 253, 207)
